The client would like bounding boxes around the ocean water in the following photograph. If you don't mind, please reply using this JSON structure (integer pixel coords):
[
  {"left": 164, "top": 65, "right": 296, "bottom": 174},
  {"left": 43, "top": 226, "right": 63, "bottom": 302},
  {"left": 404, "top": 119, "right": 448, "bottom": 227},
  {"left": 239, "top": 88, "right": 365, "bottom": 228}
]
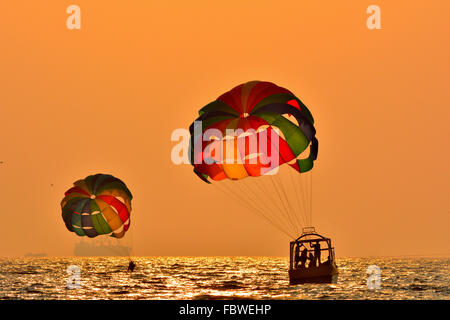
[{"left": 0, "top": 257, "right": 448, "bottom": 300}]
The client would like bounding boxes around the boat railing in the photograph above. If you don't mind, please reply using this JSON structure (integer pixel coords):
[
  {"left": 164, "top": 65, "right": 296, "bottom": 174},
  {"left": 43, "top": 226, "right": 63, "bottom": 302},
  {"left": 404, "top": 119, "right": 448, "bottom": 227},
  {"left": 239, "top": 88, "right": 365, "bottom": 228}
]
[{"left": 301, "top": 226, "right": 316, "bottom": 234}]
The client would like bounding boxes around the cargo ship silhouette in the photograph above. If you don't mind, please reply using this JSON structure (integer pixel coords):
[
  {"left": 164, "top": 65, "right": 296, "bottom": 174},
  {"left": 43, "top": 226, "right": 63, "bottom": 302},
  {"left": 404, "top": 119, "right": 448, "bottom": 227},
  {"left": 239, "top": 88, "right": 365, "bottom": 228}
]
[
  {"left": 24, "top": 253, "right": 48, "bottom": 257},
  {"left": 73, "top": 238, "right": 131, "bottom": 256}
]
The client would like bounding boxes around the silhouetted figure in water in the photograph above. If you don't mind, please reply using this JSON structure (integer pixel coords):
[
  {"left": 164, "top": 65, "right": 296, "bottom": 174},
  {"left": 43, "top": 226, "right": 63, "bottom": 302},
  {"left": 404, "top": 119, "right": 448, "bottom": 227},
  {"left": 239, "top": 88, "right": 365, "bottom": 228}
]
[
  {"left": 312, "top": 241, "right": 321, "bottom": 266},
  {"left": 127, "top": 260, "right": 136, "bottom": 272}
]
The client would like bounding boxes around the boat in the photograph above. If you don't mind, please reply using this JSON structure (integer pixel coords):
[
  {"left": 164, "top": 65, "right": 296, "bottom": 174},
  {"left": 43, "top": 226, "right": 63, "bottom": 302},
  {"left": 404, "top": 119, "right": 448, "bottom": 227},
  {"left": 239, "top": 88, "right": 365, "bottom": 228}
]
[
  {"left": 73, "top": 238, "right": 131, "bottom": 256},
  {"left": 24, "top": 253, "right": 48, "bottom": 257},
  {"left": 288, "top": 227, "right": 338, "bottom": 284}
]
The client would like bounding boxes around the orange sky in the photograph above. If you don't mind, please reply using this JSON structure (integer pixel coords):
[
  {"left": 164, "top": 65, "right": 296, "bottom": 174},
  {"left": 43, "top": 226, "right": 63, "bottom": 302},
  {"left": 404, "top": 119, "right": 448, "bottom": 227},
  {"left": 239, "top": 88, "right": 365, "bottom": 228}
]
[{"left": 0, "top": 1, "right": 449, "bottom": 257}]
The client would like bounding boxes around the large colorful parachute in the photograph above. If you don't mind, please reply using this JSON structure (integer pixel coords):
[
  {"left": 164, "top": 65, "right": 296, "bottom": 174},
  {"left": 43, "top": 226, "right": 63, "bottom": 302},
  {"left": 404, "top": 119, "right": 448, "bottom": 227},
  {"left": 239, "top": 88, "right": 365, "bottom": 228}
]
[
  {"left": 189, "top": 80, "right": 318, "bottom": 182},
  {"left": 189, "top": 81, "right": 318, "bottom": 238},
  {"left": 61, "top": 174, "right": 133, "bottom": 239}
]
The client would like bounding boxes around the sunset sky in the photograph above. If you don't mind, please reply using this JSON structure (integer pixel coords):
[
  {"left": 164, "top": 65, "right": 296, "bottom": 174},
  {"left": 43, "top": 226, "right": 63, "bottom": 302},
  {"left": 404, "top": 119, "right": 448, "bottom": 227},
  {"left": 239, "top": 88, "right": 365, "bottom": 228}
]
[{"left": 0, "top": 1, "right": 449, "bottom": 257}]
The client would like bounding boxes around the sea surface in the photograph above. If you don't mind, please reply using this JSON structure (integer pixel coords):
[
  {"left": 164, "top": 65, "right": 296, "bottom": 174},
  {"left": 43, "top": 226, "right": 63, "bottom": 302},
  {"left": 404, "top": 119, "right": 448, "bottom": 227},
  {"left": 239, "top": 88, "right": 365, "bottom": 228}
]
[{"left": 0, "top": 257, "right": 448, "bottom": 300}]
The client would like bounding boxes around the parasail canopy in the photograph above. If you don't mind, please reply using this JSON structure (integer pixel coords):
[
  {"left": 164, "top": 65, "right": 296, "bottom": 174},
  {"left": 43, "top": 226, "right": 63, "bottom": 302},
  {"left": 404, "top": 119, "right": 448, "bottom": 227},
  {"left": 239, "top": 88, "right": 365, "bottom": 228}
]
[
  {"left": 61, "top": 174, "right": 133, "bottom": 239},
  {"left": 189, "top": 81, "right": 318, "bottom": 238}
]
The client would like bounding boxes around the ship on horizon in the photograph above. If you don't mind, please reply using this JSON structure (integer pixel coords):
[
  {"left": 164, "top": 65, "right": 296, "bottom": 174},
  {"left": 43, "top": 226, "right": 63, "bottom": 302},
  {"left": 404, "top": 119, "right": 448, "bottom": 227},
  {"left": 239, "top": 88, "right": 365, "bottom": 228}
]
[
  {"left": 73, "top": 238, "right": 131, "bottom": 257},
  {"left": 24, "top": 252, "right": 48, "bottom": 257}
]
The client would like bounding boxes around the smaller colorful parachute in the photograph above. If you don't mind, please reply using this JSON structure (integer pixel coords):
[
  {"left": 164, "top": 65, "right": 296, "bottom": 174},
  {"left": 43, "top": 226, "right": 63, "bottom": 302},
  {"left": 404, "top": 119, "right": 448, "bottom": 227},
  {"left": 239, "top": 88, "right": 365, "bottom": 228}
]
[{"left": 61, "top": 174, "right": 133, "bottom": 239}]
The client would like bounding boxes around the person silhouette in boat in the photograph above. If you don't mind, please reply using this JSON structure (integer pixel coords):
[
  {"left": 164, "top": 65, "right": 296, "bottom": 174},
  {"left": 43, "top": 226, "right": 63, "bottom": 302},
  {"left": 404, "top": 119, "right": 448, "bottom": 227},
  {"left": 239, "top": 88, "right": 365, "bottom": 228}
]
[
  {"left": 294, "top": 242, "right": 300, "bottom": 268},
  {"left": 312, "top": 241, "right": 321, "bottom": 266},
  {"left": 294, "top": 243, "right": 307, "bottom": 268},
  {"left": 308, "top": 251, "right": 316, "bottom": 268},
  {"left": 322, "top": 258, "right": 331, "bottom": 266},
  {"left": 298, "top": 245, "right": 308, "bottom": 268},
  {"left": 127, "top": 260, "right": 136, "bottom": 272}
]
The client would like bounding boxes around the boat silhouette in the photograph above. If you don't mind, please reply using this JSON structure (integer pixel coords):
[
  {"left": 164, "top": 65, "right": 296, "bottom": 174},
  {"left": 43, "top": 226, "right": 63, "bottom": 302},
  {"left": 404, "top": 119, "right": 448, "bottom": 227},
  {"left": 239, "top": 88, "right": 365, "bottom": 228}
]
[
  {"left": 24, "top": 252, "right": 48, "bottom": 257},
  {"left": 73, "top": 238, "right": 131, "bottom": 256},
  {"left": 289, "top": 227, "right": 339, "bottom": 284}
]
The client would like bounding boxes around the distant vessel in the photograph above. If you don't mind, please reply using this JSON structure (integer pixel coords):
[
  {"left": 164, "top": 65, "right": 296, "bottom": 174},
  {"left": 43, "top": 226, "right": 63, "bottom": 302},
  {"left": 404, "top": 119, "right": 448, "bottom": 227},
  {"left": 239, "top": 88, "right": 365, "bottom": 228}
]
[
  {"left": 24, "top": 253, "right": 48, "bottom": 257},
  {"left": 73, "top": 239, "right": 131, "bottom": 256}
]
